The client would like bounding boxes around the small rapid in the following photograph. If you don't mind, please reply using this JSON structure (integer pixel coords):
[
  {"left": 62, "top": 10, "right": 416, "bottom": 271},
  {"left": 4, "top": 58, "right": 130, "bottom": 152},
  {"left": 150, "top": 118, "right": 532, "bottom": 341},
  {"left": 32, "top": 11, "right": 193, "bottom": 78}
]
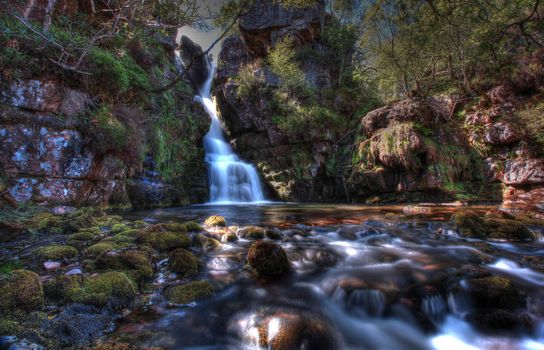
[{"left": 197, "top": 57, "right": 265, "bottom": 204}]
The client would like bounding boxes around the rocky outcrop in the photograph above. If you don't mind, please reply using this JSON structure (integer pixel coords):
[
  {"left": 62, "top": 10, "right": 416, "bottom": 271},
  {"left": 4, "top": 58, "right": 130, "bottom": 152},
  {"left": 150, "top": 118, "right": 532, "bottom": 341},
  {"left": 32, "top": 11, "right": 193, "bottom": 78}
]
[
  {"left": 1, "top": 68, "right": 209, "bottom": 208},
  {"left": 214, "top": 0, "right": 347, "bottom": 201}
]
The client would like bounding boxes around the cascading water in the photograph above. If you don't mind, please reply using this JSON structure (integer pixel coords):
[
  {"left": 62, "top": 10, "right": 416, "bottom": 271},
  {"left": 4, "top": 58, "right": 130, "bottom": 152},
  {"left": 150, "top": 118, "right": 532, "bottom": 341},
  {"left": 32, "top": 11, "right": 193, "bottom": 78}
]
[{"left": 196, "top": 57, "right": 265, "bottom": 204}]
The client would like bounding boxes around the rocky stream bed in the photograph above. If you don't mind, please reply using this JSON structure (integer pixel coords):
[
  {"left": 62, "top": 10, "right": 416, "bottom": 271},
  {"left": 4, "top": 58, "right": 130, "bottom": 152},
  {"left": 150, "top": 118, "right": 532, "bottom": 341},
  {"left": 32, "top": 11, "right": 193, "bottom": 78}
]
[{"left": 1, "top": 204, "right": 544, "bottom": 349}]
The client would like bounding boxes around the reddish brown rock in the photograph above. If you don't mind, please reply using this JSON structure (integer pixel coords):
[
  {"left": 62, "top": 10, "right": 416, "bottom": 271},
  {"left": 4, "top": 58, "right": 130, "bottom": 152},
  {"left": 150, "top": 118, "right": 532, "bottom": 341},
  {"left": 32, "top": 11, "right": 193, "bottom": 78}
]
[{"left": 503, "top": 159, "right": 544, "bottom": 185}]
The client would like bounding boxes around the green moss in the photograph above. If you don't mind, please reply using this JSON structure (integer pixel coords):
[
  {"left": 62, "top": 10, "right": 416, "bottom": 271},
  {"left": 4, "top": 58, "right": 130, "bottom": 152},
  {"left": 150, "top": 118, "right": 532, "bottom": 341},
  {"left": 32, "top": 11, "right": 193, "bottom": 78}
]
[
  {"left": 247, "top": 241, "right": 290, "bottom": 276},
  {"left": 111, "top": 223, "right": 129, "bottom": 234},
  {"left": 184, "top": 221, "right": 203, "bottom": 232},
  {"left": 0, "top": 319, "right": 20, "bottom": 335},
  {"left": 67, "top": 228, "right": 102, "bottom": 247},
  {"left": 452, "top": 210, "right": 535, "bottom": 241},
  {"left": 43, "top": 274, "right": 84, "bottom": 301},
  {"left": 194, "top": 235, "right": 221, "bottom": 252},
  {"left": 222, "top": 232, "right": 238, "bottom": 242},
  {"left": 169, "top": 249, "right": 199, "bottom": 278},
  {"left": 204, "top": 216, "right": 226, "bottom": 227},
  {"left": 484, "top": 218, "right": 535, "bottom": 241},
  {"left": 110, "top": 230, "right": 139, "bottom": 243},
  {"left": 95, "top": 250, "right": 153, "bottom": 285},
  {"left": 85, "top": 242, "right": 118, "bottom": 258},
  {"left": 451, "top": 210, "right": 488, "bottom": 239},
  {"left": 66, "top": 272, "right": 137, "bottom": 308},
  {"left": 467, "top": 276, "right": 526, "bottom": 310},
  {"left": 0, "top": 270, "right": 44, "bottom": 313},
  {"left": 36, "top": 245, "right": 78, "bottom": 261},
  {"left": 26, "top": 212, "right": 63, "bottom": 234},
  {"left": 63, "top": 207, "right": 103, "bottom": 232},
  {"left": 136, "top": 224, "right": 191, "bottom": 252},
  {"left": 164, "top": 281, "right": 214, "bottom": 304},
  {"left": 241, "top": 226, "right": 265, "bottom": 240}
]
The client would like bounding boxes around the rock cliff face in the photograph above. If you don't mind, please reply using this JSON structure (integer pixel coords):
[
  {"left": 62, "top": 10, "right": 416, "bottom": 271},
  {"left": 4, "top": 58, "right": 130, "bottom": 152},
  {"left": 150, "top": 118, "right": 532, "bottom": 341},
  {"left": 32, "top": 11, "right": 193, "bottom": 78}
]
[
  {"left": 0, "top": 76, "right": 209, "bottom": 208},
  {"left": 214, "top": 0, "right": 544, "bottom": 214},
  {"left": 0, "top": 23, "right": 210, "bottom": 209},
  {"left": 215, "top": 0, "right": 348, "bottom": 201}
]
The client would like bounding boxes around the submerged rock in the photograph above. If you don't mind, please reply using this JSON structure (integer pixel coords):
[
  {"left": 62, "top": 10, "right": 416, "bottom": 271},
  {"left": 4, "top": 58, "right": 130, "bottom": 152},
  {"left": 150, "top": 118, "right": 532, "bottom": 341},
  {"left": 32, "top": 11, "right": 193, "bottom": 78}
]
[
  {"left": 466, "top": 276, "right": 526, "bottom": 311},
  {"left": 451, "top": 210, "right": 535, "bottom": 241},
  {"left": 247, "top": 241, "right": 290, "bottom": 276},
  {"left": 239, "top": 226, "right": 265, "bottom": 240},
  {"left": 164, "top": 281, "right": 215, "bottom": 304}
]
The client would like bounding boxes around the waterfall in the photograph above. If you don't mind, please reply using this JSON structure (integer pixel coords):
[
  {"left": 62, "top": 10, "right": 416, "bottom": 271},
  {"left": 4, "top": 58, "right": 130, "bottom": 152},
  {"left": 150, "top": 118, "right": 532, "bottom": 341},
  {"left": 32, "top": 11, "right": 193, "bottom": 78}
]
[{"left": 197, "top": 57, "right": 265, "bottom": 204}]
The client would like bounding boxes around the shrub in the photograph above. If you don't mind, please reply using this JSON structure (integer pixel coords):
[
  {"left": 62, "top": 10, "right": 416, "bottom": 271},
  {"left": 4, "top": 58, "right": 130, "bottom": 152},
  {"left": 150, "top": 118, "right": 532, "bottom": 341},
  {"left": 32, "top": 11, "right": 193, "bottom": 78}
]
[
  {"left": 235, "top": 62, "right": 265, "bottom": 100},
  {"left": 517, "top": 101, "right": 544, "bottom": 152},
  {"left": 268, "top": 36, "right": 311, "bottom": 97}
]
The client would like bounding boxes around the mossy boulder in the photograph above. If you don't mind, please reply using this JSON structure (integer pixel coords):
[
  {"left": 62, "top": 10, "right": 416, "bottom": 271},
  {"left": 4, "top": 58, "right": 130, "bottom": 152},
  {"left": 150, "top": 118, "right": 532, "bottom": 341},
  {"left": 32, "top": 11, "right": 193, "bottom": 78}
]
[
  {"left": 0, "top": 220, "right": 26, "bottom": 242},
  {"left": 66, "top": 272, "right": 137, "bottom": 308},
  {"left": 239, "top": 226, "right": 265, "bottom": 240},
  {"left": 194, "top": 235, "right": 221, "bottom": 252},
  {"left": 36, "top": 245, "right": 78, "bottom": 261},
  {"left": 247, "top": 241, "right": 290, "bottom": 276},
  {"left": 204, "top": 216, "right": 226, "bottom": 227},
  {"left": 86, "top": 242, "right": 119, "bottom": 258},
  {"left": 484, "top": 218, "right": 535, "bottom": 241},
  {"left": 164, "top": 281, "right": 214, "bottom": 304},
  {"left": 95, "top": 250, "right": 153, "bottom": 284},
  {"left": 466, "top": 276, "right": 526, "bottom": 310},
  {"left": 169, "top": 249, "right": 199, "bottom": 278},
  {"left": 43, "top": 274, "right": 84, "bottom": 301},
  {"left": 0, "top": 270, "right": 44, "bottom": 312},
  {"left": 184, "top": 221, "right": 203, "bottom": 232},
  {"left": 27, "top": 212, "right": 63, "bottom": 234},
  {"left": 451, "top": 210, "right": 489, "bottom": 239},
  {"left": 264, "top": 227, "right": 283, "bottom": 240},
  {"left": 62, "top": 207, "right": 104, "bottom": 232},
  {"left": 451, "top": 210, "right": 535, "bottom": 241},
  {"left": 110, "top": 230, "right": 139, "bottom": 244},
  {"left": 67, "top": 228, "right": 102, "bottom": 248},
  {"left": 0, "top": 319, "right": 20, "bottom": 335},
  {"left": 136, "top": 224, "right": 190, "bottom": 251}
]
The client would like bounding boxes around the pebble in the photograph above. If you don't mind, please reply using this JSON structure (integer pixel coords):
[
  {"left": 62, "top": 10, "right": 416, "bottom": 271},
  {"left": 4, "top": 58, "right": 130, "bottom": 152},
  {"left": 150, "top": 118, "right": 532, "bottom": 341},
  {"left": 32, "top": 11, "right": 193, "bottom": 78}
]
[
  {"left": 65, "top": 268, "right": 82, "bottom": 275},
  {"left": 44, "top": 261, "right": 61, "bottom": 270}
]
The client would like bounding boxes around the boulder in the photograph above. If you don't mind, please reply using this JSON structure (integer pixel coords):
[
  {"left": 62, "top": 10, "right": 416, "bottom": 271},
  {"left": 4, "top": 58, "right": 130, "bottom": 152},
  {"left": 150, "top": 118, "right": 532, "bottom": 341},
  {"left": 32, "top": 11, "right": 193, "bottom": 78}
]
[
  {"left": 204, "top": 216, "right": 227, "bottom": 227},
  {"left": 169, "top": 248, "right": 199, "bottom": 278},
  {"left": 0, "top": 270, "right": 44, "bottom": 313},
  {"left": 164, "top": 280, "right": 215, "bottom": 304},
  {"left": 247, "top": 241, "right": 290, "bottom": 276},
  {"left": 136, "top": 223, "right": 190, "bottom": 252}
]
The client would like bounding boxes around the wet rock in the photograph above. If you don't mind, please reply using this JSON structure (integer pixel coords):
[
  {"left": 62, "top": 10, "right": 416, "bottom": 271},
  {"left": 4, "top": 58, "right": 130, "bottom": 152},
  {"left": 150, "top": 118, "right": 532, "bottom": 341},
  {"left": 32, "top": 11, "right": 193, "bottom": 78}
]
[
  {"left": 0, "top": 270, "right": 44, "bottom": 313},
  {"left": 336, "top": 225, "right": 380, "bottom": 240},
  {"left": 451, "top": 210, "right": 535, "bottom": 241},
  {"left": 256, "top": 312, "right": 339, "bottom": 350},
  {"left": 467, "top": 309, "right": 522, "bottom": 331},
  {"left": 164, "top": 281, "right": 215, "bottom": 304},
  {"left": 136, "top": 224, "right": 190, "bottom": 252},
  {"left": 221, "top": 232, "right": 238, "bottom": 243},
  {"left": 184, "top": 221, "right": 203, "bottom": 232},
  {"left": 264, "top": 227, "right": 283, "bottom": 240},
  {"left": 466, "top": 276, "right": 526, "bottom": 311},
  {"left": 169, "top": 249, "right": 199, "bottom": 278},
  {"left": 204, "top": 216, "right": 226, "bottom": 227},
  {"left": 42, "top": 303, "right": 115, "bottom": 348},
  {"left": 247, "top": 241, "right": 290, "bottom": 276},
  {"left": 239, "top": 226, "right": 265, "bottom": 240}
]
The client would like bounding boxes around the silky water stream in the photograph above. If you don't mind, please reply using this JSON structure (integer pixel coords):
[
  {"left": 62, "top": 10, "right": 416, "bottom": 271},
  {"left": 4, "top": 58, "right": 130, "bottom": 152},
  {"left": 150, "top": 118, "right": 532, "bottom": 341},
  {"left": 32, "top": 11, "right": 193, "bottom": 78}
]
[{"left": 115, "top": 204, "right": 544, "bottom": 349}]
